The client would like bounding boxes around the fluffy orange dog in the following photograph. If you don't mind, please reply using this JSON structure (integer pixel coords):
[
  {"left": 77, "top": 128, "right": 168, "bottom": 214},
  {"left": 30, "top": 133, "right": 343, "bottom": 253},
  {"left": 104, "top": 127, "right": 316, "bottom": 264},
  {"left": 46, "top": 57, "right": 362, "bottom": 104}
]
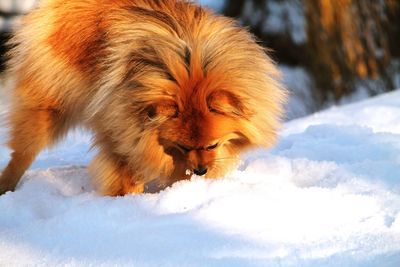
[{"left": 0, "top": 0, "right": 286, "bottom": 196}]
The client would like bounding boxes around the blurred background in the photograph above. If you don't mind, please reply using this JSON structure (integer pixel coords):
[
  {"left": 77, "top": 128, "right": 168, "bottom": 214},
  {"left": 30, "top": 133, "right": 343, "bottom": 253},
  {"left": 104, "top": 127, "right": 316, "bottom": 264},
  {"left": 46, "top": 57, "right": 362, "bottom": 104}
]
[{"left": 0, "top": 0, "right": 399, "bottom": 120}]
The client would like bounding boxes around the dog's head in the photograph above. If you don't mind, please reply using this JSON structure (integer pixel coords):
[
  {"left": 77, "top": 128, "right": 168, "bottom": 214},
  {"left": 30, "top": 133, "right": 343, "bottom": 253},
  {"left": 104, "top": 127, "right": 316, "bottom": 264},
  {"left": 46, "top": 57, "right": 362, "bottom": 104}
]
[
  {"left": 150, "top": 89, "right": 254, "bottom": 178},
  {"left": 91, "top": 4, "right": 286, "bottom": 185}
]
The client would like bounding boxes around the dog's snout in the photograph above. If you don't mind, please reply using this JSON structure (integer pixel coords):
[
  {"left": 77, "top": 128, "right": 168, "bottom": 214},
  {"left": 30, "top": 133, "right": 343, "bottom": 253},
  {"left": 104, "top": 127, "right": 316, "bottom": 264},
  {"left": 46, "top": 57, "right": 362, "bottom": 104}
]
[{"left": 193, "top": 166, "right": 208, "bottom": 176}]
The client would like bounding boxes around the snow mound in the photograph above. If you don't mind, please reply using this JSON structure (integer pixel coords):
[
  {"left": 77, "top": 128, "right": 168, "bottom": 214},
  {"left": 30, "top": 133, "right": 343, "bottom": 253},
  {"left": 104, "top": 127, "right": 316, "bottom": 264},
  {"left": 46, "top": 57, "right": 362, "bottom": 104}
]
[{"left": 1, "top": 91, "right": 400, "bottom": 266}]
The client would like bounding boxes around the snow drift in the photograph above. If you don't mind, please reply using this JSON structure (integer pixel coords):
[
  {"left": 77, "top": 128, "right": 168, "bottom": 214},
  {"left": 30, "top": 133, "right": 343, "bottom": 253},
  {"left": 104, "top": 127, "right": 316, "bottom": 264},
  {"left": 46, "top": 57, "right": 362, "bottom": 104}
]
[{"left": 0, "top": 91, "right": 400, "bottom": 266}]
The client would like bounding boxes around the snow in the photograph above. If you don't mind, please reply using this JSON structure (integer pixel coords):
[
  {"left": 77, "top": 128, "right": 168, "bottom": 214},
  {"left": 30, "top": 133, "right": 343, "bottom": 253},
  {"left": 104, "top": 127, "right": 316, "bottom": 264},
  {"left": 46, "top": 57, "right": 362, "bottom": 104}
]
[
  {"left": 280, "top": 65, "right": 316, "bottom": 120},
  {"left": 263, "top": 0, "right": 306, "bottom": 44},
  {"left": 199, "top": 0, "right": 225, "bottom": 11},
  {"left": 240, "top": 0, "right": 306, "bottom": 45},
  {"left": 1, "top": 84, "right": 400, "bottom": 266},
  {"left": 0, "top": 0, "right": 36, "bottom": 13},
  {"left": 0, "top": 0, "right": 37, "bottom": 32}
]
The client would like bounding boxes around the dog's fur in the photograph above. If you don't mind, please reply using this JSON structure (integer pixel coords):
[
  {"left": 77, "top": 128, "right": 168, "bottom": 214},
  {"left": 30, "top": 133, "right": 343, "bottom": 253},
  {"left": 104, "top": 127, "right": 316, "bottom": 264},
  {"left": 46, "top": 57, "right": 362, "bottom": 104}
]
[{"left": 0, "top": 0, "right": 286, "bottom": 196}]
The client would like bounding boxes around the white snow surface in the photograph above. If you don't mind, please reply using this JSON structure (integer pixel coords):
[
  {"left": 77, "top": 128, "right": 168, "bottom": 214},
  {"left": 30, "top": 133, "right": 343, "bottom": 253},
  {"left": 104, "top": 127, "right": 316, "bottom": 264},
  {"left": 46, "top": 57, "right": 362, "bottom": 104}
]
[{"left": 1, "top": 90, "right": 400, "bottom": 266}]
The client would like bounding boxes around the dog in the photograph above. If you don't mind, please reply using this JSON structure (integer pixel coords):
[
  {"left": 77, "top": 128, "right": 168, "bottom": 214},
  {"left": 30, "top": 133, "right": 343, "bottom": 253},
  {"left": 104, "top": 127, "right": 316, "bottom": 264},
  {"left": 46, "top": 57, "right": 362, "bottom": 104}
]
[{"left": 0, "top": 0, "right": 286, "bottom": 196}]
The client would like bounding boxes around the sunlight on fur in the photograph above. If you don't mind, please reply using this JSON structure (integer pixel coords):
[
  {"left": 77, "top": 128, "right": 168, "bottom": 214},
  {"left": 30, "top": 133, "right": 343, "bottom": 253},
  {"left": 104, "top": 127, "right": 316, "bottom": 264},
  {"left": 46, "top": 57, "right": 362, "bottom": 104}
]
[{"left": 0, "top": 0, "right": 286, "bottom": 196}]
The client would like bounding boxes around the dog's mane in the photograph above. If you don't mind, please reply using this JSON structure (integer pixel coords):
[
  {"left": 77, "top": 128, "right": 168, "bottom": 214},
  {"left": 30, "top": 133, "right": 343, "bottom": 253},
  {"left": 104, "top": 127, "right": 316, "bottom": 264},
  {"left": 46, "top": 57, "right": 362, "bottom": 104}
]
[{"left": 91, "top": 0, "right": 286, "bottom": 142}]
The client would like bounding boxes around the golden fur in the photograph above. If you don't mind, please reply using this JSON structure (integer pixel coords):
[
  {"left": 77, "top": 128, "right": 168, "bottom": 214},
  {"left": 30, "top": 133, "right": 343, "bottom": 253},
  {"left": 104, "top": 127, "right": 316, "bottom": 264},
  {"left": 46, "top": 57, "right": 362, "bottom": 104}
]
[{"left": 0, "top": 0, "right": 286, "bottom": 196}]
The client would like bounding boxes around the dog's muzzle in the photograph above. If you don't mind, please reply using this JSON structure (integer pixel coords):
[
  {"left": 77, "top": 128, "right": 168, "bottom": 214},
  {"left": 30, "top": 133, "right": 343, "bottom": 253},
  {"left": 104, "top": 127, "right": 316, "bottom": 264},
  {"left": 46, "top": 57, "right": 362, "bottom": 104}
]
[{"left": 193, "top": 166, "right": 208, "bottom": 176}]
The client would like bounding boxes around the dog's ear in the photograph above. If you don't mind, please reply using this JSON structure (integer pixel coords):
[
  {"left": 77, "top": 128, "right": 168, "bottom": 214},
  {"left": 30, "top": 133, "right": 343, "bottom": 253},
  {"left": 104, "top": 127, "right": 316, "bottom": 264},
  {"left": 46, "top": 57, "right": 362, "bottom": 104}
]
[
  {"left": 207, "top": 90, "right": 252, "bottom": 118},
  {"left": 147, "top": 100, "right": 178, "bottom": 120}
]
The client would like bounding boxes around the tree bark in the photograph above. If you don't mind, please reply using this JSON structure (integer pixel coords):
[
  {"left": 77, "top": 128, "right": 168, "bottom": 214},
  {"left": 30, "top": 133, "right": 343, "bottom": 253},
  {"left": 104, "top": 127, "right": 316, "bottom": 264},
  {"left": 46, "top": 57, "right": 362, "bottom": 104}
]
[{"left": 222, "top": 0, "right": 399, "bottom": 104}]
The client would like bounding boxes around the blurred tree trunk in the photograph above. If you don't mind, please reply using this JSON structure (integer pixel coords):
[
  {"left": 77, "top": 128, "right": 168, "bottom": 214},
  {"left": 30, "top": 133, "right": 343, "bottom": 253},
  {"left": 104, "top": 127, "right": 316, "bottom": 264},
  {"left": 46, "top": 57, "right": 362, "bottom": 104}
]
[
  {"left": 385, "top": 0, "right": 400, "bottom": 58},
  {"left": 0, "top": 32, "right": 11, "bottom": 71},
  {"left": 223, "top": 0, "right": 246, "bottom": 18},
  {"left": 305, "top": 0, "right": 396, "bottom": 102},
  {"left": 0, "top": 9, "right": 21, "bottom": 72},
  {"left": 222, "top": 0, "right": 399, "bottom": 105}
]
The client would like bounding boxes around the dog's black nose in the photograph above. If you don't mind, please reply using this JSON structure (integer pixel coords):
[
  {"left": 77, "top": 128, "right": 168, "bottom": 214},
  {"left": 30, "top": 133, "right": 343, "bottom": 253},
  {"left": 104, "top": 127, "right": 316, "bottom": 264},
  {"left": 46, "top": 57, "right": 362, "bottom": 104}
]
[{"left": 193, "top": 166, "right": 208, "bottom": 176}]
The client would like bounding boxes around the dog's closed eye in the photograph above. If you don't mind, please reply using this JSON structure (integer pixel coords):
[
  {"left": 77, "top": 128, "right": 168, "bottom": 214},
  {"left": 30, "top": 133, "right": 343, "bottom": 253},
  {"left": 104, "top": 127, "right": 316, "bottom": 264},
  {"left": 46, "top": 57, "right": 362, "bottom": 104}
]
[
  {"left": 205, "top": 143, "right": 218, "bottom": 150},
  {"left": 207, "top": 90, "right": 251, "bottom": 118}
]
